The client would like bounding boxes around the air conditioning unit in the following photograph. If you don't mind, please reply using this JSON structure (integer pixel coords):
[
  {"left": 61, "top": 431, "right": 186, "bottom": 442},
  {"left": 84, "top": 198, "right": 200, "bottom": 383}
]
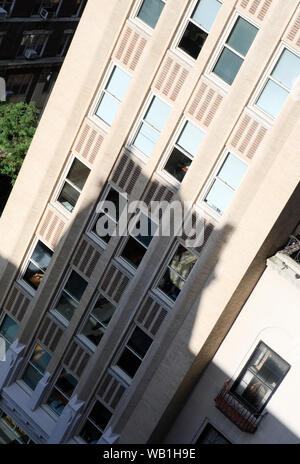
[
  {"left": 40, "top": 8, "right": 49, "bottom": 20},
  {"left": 24, "top": 49, "right": 38, "bottom": 60},
  {"left": 0, "top": 7, "right": 8, "bottom": 19}
]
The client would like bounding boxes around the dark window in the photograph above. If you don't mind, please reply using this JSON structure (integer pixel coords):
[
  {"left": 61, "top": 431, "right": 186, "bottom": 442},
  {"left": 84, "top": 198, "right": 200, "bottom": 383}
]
[
  {"left": 196, "top": 424, "right": 231, "bottom": 444},
  {"left": 213, "top": 17, "right": 258, "bottom": 85},
  {"left": 17, "top": 33, "right": 49, "bottom": 58},
  {"left": 163, "top": 121, "right": 205, "bottom": 182},
  {"left": 47, "top": 369, "right": 78, "bottom": 415},
  {"left": 231, "top": 342, "right": 290, "bottom": 413},
  {"left": 58, "top": 158, "right": 90, "bottom": 212},
  {"left": 158, "top": 244, "right": 197, "bottom": 301},
  {"left": 178, "top": 0, "right": 222, "bottom": 59},
  {"left": 55, "top": 271, "right": 88, "bottom": 322},
  {"left": 80, "top": 401, "right": 112, "bottom": 444},
  {"left": 116, "top": 327, "right": 153, "bottom": 379},
  {"left": 23, "top": 241, "right": 53, "bottom": 290},
  {"left": 81, "top": 295, "right": 116, "bottom": 347},
  {"left": 120, "top": 216, "right": 156, "bottom": 269},
  {"left": 91, "top": 186, "right": 127, "bottom": 245}
]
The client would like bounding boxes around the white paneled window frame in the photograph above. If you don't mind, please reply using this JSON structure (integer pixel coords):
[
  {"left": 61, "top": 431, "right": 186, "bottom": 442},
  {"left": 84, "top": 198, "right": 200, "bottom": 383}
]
[
  {"left": 157, "top": 116, "right": 206, "bottom": 188},
  {"left": 171, "top": 0, "right": 223, "bottom": 65},
  {"left": 114, "top": 210, "right": 158, "bottom": 276},
  {"left": 196, "top": 148, "right": 248, "bottom": 221},
  {"left": 130, "top": 0, "right": 166, "bottom": 35},
  {"left": 88, "top": 61, "right": 132, "bottom": 132},
  {"left": 86, "top": 183, "right": 128, "bottom": 250},
  {"left": 51, "top": 153, "right": 91, "bottom": 219},
  {"left": 204, "top": 11, "right": 259, "bottom": 92},
  {"left": 249, "top": 42, "right": 300, "bottom": 124},
  {"left": 151, "top": 240, "right": 198, "bottom": 307},
  {"left": 17, "top": 236, "right": 54, "bottom": 297},
  {"left": 126, "top": 91, "right": 172, "bottom": 163},
  {"left": 76, "top": 291, "right": 117, "bottom": 353},
  {"left": 49, "top": 266, "right": 88, "bottom": 327}
]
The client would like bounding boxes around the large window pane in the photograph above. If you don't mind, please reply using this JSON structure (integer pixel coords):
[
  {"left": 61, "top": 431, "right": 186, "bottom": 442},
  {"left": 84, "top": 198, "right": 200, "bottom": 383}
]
[
  {"left": 169, "top": 245, "right": 197, "bottom": 279},
  {"left": 56, "top": 291, "right": 78, "bottom": 321},
  {"left": 256, "top": 79, "right": 289, "bottom": 118},
  {"left": 117, "top": 348, "right": 142, "bottom": 377},
  {"left": 145, "top": 97, "right": 171, "bottom": 131},
  {"left": 271, "top": 49, "right": 300, "bottom": 89},
  {"left": 164, "top": 148, "right": 192, "bottom": 182},
  {"left": 67, "top": 159, "right": 90, "bottom": 191},
  {"left": 65, "top": 271, "right": 88, "bottom": 302},
  {"left": 0, "top": 315, "right": 19, "bottom": 349},
  {"left": 96, "top": 93, "right": 120, "bottom": 126},
  {"left": 192, "top": 0, "right": 222, "bottom": 31},
  {"left": 178, "top": 22, "right": 208, "bottom": 59},
  {"left": 213, "top": 47, "right": 243, "bottom": 85},
  {"left": 22, "top": 365, "right": 42, "bottom": 390},
  {"left": 226, "top": 17, "right": 258, "bottom": 57},
  {"left": 177, "top": 121, "right": 205, "bottom": 157},
  {"left": 158, "top": 268, "right": 184, "bottom": 301},
  {"left": 30, "top": 344, "right": 51, "bottom": 372},
  {"left": 127, "top": 327, "right": 152, "bottom": 358},
  {"left": 121, "top": 236, "right": 147, "bottom": 268},
  {"left": 137, "top": 0, "right": 165, "bottom": 29},
  {"left": 133, "top": 122, "right": 160, "bottom": 157},
  {"left": 92, "top": 296, "right": 116, "bottom": 326},
  {"left": 106, "top": 66, "right": 131, "bottom": 101},
  {"left": 205, "top": 179, "right": 234, "bottom": 214},
  {"left": 58, "top": 182, "right": 80, "bottom": 212},
  {"left": 31, "top": 241, "right": 53, "bottom": 272},
  {"left": 217, "top": 153, "right": 247, "bottom": 190}
]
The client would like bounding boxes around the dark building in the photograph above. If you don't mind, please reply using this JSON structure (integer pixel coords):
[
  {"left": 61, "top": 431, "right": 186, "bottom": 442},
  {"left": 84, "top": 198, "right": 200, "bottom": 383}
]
[{"left": 0, "top": 0, "right": 87, "bottom": 110}]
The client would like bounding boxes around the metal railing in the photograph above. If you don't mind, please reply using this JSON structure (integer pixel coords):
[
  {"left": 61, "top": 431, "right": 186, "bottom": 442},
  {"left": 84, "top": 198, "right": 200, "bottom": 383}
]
[
  {"left": 280, "top": 235, "right": 300, "bottom": 264},
  {"left": 214, "top": 384, "right": 265, "bottom": 433}
]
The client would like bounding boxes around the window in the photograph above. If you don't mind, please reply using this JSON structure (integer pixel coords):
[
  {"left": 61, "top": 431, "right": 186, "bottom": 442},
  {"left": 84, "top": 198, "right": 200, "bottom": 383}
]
[
  {"left": 31, "top": 0, "right": 62, "bottom": 16},
  {"left": 157, "top": 244, "right": 197, "bottom": 301},
  {"left": 162, "top": 121, "right": 205, "bottom": 182},
  {"left": 115, "top": 326, "right": 153, "bottom": 379},
  {"left": 72, "top": 0, "right": 86, "bottom": 17},
  {"left": 22, "top": 344, "right": 51, "bottom": 390},
  {"left": 80, "top": 294, "right": 116, "bottom": 348},
  {"left": 136, "top": 0, "right": 165, "bottom": 29},
  {"left": 57, "top": 157, "right": 90, "bottom": 212},
  {"left": 94, "top": 65, "right": 131, "bottom": 127},
  {"left": 212, "top": 16, "right": 258, "bottom": 85},
  {"left": 89, "top": 186, "right": 127, "bottom": 245},
  {"left": 0, "top": 1, "right": 15, "bottom": 16},
  {"left": 132, "top": 95, "right": 171, "bottom": 158},
  {"left": 80, "top": 401, "right": 112, "bottom": 444},
  {"left": 120, "top": 214, "right": 157, "bottom": 269},
  {"left": 231, "top": 342, "right": 290, "bottom": 413},
  {"left": 177, "top": 0, "right": 222, "bottom": 59},
  {"left": 6, "top": 74, "right": 33, "bottom": 97},
  {"left": 203, "top": 152, "right": 247, "bottom": 215},
  {"left": 17, "top": 33, "right": 49, "bottom": 58},
  {"left": 0, "top": 315, "right": 19, "bottom": 351},
  {"left": 47, "top": 369, "right": 78, "bottom": 416},
  {"left": 0, "top": 409, "right": 34, "bottom": 444},
  {"left": 255, "top": 48, "right": 300, "bottom": 119},
  {"left": 57, "top": 31, "right": 73, "bottom": 57},
  {"left": 22, "top": 240, "right": 53, "bottom": 291},
  {"left": 196, "top": 424, "right": 230, "bottom": 444},
  {"left": 54, "top": 271, "right": 88, "bottom": 322}
]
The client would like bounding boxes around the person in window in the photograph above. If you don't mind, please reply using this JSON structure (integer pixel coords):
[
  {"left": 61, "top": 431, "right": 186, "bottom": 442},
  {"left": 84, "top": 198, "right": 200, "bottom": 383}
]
[
  {"left": 28, "top": 272, "right": 44, "bottom": 289},
  {"left": 242, "top": 379, "right": 266, "bottom": 411}
]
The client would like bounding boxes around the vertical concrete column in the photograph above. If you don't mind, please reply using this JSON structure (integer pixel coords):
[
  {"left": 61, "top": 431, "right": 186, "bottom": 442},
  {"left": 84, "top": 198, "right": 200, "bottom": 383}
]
[{"left": 28, "top": 372, "right": 51, "bottom": 411}]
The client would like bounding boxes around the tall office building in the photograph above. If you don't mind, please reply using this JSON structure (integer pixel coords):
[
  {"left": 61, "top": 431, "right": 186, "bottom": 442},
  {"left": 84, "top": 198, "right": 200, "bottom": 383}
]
[
  {"left": 0, "top": 0, "right": 87, "bottom": 110},
  {"left": 0, "top": 0, "right": 299, "bottom": 444}
]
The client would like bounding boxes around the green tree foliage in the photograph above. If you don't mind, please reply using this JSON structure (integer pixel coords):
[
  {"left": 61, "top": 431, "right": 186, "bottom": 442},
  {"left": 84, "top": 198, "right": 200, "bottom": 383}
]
[{"left": 0, "top": 102, "right": 40, "bottom": 184}]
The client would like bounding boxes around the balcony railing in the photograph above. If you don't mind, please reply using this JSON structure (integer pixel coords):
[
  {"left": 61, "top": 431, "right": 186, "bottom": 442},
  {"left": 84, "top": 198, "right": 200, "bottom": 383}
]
[
  {"left": 280, "top": 235, "right": 300, "bottom": 264},
  {"left": 214, "top": 384, "right": 265, "bottom": 433}
]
